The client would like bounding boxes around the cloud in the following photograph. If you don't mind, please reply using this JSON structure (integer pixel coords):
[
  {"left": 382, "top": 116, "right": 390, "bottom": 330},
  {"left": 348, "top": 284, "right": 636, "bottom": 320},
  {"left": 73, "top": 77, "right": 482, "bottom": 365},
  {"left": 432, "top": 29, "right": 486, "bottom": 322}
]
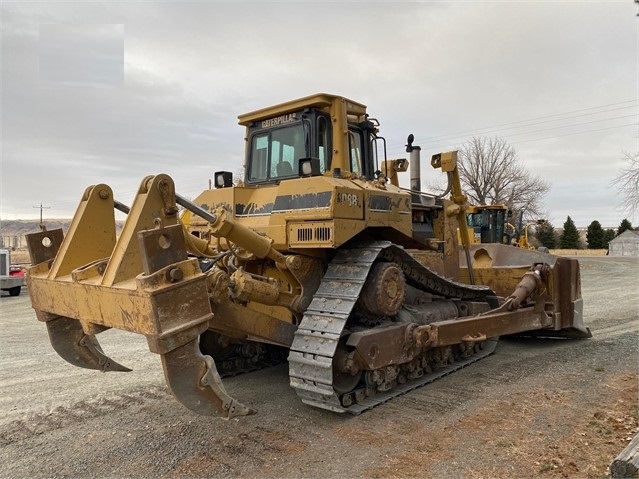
[
  {"left": 38, "top": 23, "right": 124, "bottom": 88},
  {"left": 1, "top": 1, "right": 636, "bottom": 227}
]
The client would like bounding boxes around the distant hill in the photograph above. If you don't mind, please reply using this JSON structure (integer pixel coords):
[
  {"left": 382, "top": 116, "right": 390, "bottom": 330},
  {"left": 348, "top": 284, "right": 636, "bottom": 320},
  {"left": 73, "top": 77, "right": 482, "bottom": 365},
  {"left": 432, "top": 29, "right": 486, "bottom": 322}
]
[
  {"left": 0, "top": 219, "right": 123, "bottom": 250},
  {"left": 0, "top": 219, "right": 73, "bottom": 237}
]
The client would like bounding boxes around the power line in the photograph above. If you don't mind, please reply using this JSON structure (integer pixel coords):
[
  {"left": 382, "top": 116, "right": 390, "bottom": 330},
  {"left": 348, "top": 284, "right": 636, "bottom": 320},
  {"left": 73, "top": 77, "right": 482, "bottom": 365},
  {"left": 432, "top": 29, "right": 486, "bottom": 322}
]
[
  {"left": 418, "top": 99, "right": 638, "bottom": 142},
  {"left": 509, "top": 122, "right": 639, "bottom": 145},
  {"left": 385, "top": 98, "right": 638, "bottom": 150},
  {"left": 408, "top": 113, "right": 637, "bottom": 152},
  {"left": 416, "top": 105, "right": 638, "bottom": 146},
  {"left": 410, "top": 123, "right": 635, "bottom": 154},
  {"left": 400, "top": 122, "right": 638, "bottom": 154},
  {"left": 495, "top": 114, "right": 636, "bottom": 139}
]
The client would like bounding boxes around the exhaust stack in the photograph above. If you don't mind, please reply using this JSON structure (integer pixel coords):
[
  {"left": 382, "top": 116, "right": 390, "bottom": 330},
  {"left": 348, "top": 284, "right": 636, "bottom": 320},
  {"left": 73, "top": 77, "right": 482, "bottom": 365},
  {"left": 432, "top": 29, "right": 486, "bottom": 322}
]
[{"left": 406, "top": 134, "right": 422, "bottom": 192}]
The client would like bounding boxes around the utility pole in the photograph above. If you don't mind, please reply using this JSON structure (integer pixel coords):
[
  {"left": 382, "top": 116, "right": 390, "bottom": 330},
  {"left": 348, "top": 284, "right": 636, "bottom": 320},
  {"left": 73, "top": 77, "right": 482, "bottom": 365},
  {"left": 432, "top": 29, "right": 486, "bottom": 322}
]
[{"left": 33, "top": 203, "right": 51, "bottom": 229}]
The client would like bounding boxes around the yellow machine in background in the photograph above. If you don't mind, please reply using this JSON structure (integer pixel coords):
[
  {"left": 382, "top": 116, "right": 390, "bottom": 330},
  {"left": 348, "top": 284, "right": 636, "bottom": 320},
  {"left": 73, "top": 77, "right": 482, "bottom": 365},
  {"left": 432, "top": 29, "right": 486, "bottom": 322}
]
[
  {"left": 25, "top": 94, "right": 590, "bottom": 419},
  {"left": 459, "top": 205, "right": 546, "bottom": 251},
  {"left": 517, "top": 219, "right": 547, "bottom": 250},
  {"left": 459, "top": 204, "right": 513, "bottom": 245}
]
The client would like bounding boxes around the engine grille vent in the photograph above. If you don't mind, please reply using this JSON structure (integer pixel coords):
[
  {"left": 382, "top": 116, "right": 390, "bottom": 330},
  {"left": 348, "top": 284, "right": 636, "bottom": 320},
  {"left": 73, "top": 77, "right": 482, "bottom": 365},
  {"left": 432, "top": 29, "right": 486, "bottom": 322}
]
[
  {"left": 298, "top": 228, "right": 313, "bottom": 242},
  {"left": 315, "top": 227, "right": 331, "bottom": 242},
  {"left": 289, "top": 222, "right": 334, "bottom": 247}
]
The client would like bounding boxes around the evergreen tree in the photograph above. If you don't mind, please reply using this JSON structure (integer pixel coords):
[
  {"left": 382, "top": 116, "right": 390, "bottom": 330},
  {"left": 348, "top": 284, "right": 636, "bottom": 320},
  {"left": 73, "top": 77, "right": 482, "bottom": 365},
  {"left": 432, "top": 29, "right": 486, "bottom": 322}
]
[
  {"left": 586, "top": 220, "right": 605, "bottom": 249},
  {"left": 617, "top": 218, "right": 634, "bottom": 236},
  {"left": 604, "top": 229, "right": 616, "bottom": 249},
  {"left": 535, "top": 221, "right": 557, "bottom": 249},
  {"left": 560, "top": 216, "right": 581, "bottom": 249}
]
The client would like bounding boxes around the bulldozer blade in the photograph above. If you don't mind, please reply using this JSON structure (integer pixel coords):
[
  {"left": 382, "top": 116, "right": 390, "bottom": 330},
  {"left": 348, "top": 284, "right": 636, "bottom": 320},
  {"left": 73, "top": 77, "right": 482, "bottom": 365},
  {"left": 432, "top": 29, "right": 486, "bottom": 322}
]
[
  {"left": 511, "top": 299, "right": 592, "bottom": 340},
  {"left": 46, "top": 316, "right": 132, "bottom": 372},
  {"left": 511, "top": 327, "right": 592, "bottom": 340},
  {"left": 161, "top": 338, "right": 256, "bottom": 419}
]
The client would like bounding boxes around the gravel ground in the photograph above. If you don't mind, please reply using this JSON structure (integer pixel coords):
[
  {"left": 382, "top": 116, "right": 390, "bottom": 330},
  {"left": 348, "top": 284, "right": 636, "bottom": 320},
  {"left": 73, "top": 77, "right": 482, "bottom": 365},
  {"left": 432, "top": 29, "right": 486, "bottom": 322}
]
[{"left": 0, "top": 256, "right": 637, "bottom": 478}]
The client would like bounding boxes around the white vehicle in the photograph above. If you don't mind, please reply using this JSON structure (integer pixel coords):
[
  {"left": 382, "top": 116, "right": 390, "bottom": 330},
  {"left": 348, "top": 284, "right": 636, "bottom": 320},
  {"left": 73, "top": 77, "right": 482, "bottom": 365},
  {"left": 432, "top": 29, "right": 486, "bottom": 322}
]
[{"left": 0, "top": 249, "right": 24, "bottom": 296}]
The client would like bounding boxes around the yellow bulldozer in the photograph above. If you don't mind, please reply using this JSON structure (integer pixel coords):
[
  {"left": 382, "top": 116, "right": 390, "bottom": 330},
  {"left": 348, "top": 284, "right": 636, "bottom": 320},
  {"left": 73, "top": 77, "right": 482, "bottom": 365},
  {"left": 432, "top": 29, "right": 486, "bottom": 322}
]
[
  {"left": 25, "top": 93, "right": 590, "bottom": 419},
  {"left": 459, "top": 204, "right": 513, "bottom": 245},
  {"left": 459, "top": 205, "right": 547, "bottom": 251}
]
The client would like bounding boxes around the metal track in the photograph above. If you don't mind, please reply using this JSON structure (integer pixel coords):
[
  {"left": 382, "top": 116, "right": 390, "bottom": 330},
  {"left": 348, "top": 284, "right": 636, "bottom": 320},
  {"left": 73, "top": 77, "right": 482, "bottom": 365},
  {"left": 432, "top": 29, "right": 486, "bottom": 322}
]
[
  {"left": 288, "top": 241, "right": 498, "bottom": 414},
  {"left": 340, "top": 339, "right": 497, "bottom": 414}
]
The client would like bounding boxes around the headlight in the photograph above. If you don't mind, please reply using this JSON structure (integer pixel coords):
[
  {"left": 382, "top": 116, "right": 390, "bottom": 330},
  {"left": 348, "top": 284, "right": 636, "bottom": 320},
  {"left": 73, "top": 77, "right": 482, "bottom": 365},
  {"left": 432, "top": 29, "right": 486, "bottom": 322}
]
[
  {"left": 298, "top": 158, "right": 321, "bottom": 177},
  {"left": 214, "top": 171, "right": 233, "bottom": 188}
]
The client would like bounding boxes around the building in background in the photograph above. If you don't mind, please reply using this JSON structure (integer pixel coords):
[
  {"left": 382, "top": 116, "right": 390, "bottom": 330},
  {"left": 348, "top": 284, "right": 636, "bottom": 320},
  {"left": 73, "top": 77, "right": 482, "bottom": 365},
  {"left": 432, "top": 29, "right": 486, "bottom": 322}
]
[{"left": 608, "top": 230, "right": 639, "bottom": 257}]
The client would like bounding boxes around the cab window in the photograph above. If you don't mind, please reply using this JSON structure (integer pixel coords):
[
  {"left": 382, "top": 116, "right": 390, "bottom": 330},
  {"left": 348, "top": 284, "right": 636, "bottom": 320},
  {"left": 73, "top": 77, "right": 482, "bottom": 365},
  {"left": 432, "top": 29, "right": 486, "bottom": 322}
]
[
  {"left": 248, "top": 122, "right": 309, "bottom": 183},
  {"left": 317, "top": 115, "right": 330, "bottom": 173},
  {"left": 348, "top": 129, "right": 363, "bottom": 176}
]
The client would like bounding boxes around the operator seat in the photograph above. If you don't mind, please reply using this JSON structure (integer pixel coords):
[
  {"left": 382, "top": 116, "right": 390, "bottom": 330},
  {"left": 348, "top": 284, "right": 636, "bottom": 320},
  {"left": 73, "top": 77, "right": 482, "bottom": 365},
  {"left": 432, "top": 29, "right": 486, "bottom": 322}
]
[{"left": 277, "top": 161, "right": 293, "bottom": 176}]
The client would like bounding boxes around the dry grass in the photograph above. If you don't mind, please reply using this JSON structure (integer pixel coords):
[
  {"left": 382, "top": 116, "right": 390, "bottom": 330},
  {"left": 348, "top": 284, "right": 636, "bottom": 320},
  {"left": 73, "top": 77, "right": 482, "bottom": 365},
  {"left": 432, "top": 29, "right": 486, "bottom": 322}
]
[
  {"left": 551, "top": 249, "right": 608, "bottom": 256},
  {"left": 8, "top": 248, "right": 30, "bottom": 264}
]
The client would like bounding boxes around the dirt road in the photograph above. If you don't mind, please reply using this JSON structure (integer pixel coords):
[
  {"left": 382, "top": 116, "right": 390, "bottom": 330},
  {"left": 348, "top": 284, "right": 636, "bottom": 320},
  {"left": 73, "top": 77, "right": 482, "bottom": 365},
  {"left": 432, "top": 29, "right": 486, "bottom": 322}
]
[{"left": 1, "top": 256, "right": 637, "bottom": 478}]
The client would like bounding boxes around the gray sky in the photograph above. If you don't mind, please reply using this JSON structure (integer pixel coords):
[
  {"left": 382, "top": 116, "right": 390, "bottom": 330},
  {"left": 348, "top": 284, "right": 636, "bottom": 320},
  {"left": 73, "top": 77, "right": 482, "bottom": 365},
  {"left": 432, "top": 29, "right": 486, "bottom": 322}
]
[{"left": 1, "top": 1, "right": 637, "bottom": 228}]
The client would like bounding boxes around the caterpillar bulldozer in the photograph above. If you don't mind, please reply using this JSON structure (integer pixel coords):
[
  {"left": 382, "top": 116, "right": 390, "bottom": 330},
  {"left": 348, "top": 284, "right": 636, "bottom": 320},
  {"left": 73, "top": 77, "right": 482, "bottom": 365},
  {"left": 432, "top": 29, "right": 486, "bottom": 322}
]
[{"left": 25, "top": 93, "right": 590, "bottom": 419}]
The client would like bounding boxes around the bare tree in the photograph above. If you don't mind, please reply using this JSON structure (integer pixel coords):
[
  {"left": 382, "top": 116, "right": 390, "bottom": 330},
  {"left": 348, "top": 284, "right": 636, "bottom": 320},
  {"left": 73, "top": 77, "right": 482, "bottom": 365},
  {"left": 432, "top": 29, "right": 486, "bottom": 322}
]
[
  {"left": 612, "top": 152, "right": 639, "bottom": 217},
  {"left": 458, "top": 137, "right": 550, "bottom": 219},
  {"left": 233, "top": 167, "right": 245, "bottom": 186}
]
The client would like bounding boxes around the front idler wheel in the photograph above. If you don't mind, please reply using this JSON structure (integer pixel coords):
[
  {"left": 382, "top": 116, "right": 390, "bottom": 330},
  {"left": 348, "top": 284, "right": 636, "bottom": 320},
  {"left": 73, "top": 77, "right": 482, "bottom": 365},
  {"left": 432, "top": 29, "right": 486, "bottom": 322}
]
[{"left": 332, "top": 334, "right": 362, "bottom": 394}]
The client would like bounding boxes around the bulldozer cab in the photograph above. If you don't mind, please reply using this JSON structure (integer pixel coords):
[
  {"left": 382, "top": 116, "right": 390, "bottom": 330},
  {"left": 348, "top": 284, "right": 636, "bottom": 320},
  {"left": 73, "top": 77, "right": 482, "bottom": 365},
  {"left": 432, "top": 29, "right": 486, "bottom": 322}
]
[{"left": 238, "top": 93, "right": 381, "bottom": 184}]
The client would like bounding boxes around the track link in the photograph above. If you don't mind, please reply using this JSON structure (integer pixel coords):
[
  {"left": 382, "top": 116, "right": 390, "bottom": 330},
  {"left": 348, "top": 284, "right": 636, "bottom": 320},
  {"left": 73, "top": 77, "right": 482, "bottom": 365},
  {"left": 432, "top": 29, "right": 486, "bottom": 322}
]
[{"left": 288, "top": 241, "right": 498, "bottom": 414}]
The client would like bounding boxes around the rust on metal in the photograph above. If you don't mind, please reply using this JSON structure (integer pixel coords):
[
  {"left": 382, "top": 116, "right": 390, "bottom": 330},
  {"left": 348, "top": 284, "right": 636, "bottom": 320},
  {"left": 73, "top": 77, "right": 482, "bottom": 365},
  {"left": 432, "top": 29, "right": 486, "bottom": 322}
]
[
  {"left": 25, "top": 228, "right": 64, "bottom": 266},
  {"left": 346, "top": 324, "right": 420, "bottom": 370},
  {"left": 161, "top": 338, "right": 255, "bottom": 418},
  {"left": 45, "top": 315, "right": 130, "bottom": 372},
  {"left": 359, "top": 262, "right": 405, "bottom": 317},
  {"left": 138, "top": 224, "right": 188, "bottom": 275}
]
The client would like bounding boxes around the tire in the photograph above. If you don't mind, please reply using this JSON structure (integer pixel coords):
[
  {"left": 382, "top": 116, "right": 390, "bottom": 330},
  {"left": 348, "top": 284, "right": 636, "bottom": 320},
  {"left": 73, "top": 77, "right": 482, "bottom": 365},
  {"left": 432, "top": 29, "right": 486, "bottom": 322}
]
[{"left": 8, "top": 286, "right": 21, "bottom": 297}]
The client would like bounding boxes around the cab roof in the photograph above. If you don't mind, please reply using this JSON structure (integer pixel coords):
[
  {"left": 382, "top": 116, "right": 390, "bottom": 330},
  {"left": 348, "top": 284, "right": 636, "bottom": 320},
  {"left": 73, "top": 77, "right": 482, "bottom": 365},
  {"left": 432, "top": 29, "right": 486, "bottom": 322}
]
[{"left": 238, "top": 93, "right": 367, "bottom": 126}]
